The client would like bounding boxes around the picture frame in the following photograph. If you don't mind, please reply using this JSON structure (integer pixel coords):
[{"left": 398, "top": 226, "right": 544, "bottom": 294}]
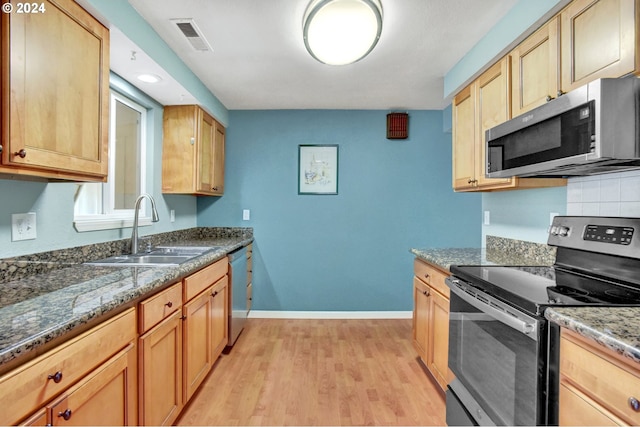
[{"left": 298, "top": 144, "right": 339, "bottom": 195}]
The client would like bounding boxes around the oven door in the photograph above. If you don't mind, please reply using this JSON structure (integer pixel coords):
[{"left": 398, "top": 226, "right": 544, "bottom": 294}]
[{"left": 446, "top": 277, "right": 546, "bottom": 426}]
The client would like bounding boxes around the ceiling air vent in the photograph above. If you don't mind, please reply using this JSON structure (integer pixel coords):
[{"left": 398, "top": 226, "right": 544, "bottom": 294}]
[{"left": 171, "top": 18, "right": 212, "bottom": 52}]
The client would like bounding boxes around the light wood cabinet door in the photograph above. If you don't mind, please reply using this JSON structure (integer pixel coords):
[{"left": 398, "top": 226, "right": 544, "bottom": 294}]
[
  {"left": 412, "top": 277, "right": 430, "bottom": 361},
  {"left": 427, "top": 288, "right": 453, "bottom": 391},
  {"left": 182, "top": 287, "right": 213, "bottom": 403},
  {"left": 452, "top": 85, "right": 476, "bottom": 190},
  {"left": 559, "top": 383, "right": 624, "bottom": 426},
  {"left": 211, "top": 276, "right": 229, "bottom": 361},
  {"left": 511, "top": 16, "right": 560, "bottom": 116},
  {"left": 475, "top": 58, "right": 513, "bottom": 189},
  {"left": 212, "top": 122, "right": 225, "bottom": 195},
  {"left": 561, "top": 0, "right": 638, "bottom": 92},
  {"left": 162, "top": 105, "right": 225, "bottom": 196},
  {"left": 196, "top": 110, "right": 215, "bottom": 194},
  {"left": 1, "top": 0, "right": 109, "bottom": 181},
  {"left": 139, "top": 311, "right": 183, "bottom": 426},
  {"left": 47, "top": 343, "right": 137, "bottom": 426}
]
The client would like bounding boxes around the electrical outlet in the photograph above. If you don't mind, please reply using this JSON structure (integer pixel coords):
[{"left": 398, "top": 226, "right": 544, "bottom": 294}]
[
  {"left": 243, "top": 209, "right": 250, "bottom": 221},
  {"left": 12, "top": 212, "right": 37, "bottom": 241},
  {"left": 170, "top": 210, "right": 175, "bottom": 223}
]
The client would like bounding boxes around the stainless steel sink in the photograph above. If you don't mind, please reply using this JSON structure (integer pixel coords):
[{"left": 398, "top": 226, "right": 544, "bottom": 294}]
[{"left": 85, "top": 246, "right": 222, "bottom": 267}]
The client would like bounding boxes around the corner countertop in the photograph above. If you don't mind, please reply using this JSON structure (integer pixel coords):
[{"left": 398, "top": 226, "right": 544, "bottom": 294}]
[
  {"left": 0, "top": 228, "right": 252, "bottom": 369},
  {"left": 546, "top": 307, "right": 640, "bottom": 364},
  {"left": 411, "top": 236, "right": 557, "bottom": 272}
]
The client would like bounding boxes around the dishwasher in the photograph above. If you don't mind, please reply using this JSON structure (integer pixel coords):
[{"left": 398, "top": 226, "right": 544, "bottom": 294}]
[{"left": 227, "top": 246, "right": 248, "bottom": 346}]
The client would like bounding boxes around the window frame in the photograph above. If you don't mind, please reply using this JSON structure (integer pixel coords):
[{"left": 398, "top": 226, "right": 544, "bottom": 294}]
[{"left": 73, "top": 89, "right": 151, "bottom": 232}]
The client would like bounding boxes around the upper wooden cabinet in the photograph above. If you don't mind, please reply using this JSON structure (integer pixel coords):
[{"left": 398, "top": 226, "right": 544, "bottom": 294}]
[
  {"left": 0, "top": 0, "right": 109, "bottom": 182},
  {"left": 510, "top": 17, "right": 560, "bottom": 117},
  {"left": 452, "top": 60, "right": 563, "bottom": 191},
  {"left": 560, "top": 0, "right": 638, "bottom": 92},
  {"left": 453, "top": 60, "right": 512, "bottom": 191},
  {"left": 162, "top": 105, "right": 225, "bottom": 196}
]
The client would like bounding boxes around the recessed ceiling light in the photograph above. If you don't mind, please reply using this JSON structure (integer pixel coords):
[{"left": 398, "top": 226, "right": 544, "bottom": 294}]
[
  {"left": 303, "top": 0, "right": 383, "bottom": 66},
  {"left": 137, "top": 73, "right": 162, "bottom": 83}
]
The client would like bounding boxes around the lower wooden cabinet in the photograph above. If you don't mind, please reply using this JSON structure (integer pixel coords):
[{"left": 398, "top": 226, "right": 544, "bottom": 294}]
[
  {"left": 0, "top": 308, "right": 137, "bottom": 426},
  {"left": 48, "top": 343, "right": 137, "bottom": 426},
  {"left": 559, "top": 328, "right": 640, "bottom": 426},
  {"left": 139, "top": 311, "right": 183, "bottom": 426},
  {"left": 412, "top": 258, "right": 454, "bottom": 391}
]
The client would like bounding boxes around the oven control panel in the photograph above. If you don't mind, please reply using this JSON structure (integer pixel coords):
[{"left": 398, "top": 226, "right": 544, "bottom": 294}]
[{"left": 583, "top": 225, "right": 634, "bottom": 245}]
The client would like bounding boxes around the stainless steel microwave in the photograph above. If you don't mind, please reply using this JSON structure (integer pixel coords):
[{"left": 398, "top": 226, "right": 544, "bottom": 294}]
[{"left": 486, "top": 77, "right": 640, "bottom": 178}]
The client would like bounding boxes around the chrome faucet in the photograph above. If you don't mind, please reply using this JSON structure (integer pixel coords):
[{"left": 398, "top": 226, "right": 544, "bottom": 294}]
[{"left": 131, "top": 194, "right": 160, "bottom": 255}]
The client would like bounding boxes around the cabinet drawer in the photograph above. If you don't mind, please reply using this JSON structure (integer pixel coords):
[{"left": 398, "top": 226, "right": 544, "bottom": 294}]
[
  {"left": 560, "top": 330, "right": 640, "bottom": 425},
  {"left": 139, "top": 282, "right": 182, "bottom": 333},
  {"left": 414, "top": 259, "right": 450, "bottom": 298},
  {"left": 0, "top": 308, "right": 136, "bottom": 426},
  {"left": 184, "top": 257, "right": 228, "bottom": 302}
]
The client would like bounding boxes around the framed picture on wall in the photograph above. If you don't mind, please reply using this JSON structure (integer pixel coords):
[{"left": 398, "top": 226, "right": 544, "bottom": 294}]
[{"left": 298, "top": 144, "right": 339, "bottom": 195}]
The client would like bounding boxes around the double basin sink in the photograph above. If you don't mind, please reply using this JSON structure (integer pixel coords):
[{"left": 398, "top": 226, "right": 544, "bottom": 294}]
[{"left": 85, "top": 246, "right": 222, "bottom": 267}]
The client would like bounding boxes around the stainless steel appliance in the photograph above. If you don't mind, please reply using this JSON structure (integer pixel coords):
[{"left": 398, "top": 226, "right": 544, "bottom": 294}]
[
  {"left": 445, "top": 216, "right": 640, "bottom": 425},
  {"left": 228, "top": 246, "right": 248, "bottom": 346},
  {"left": 486, "top": 77, "right": 640, "bottom": 178}
]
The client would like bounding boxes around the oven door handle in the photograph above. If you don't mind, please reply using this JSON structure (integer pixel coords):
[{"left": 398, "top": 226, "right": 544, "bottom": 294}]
[{"left": 447, "top": 278, "right": 538, "bottom": 339}]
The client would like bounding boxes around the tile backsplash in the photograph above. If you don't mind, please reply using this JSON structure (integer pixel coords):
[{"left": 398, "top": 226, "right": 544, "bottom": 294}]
[{"left": 567, "top": 170, "right": 640, "bottom": 217}]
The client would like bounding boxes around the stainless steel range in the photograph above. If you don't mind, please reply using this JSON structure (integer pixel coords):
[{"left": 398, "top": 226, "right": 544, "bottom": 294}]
[{"left": 445, "top": 216, "right": 640, "bottom": 426}]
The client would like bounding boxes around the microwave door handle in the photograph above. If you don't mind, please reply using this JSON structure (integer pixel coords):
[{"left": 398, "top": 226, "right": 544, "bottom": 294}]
[{"left": 449, "top": 283, "right": 537, "bottom": 338}]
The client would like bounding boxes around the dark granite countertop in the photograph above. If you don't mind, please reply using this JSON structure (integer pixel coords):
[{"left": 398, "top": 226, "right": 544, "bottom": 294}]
[
  {"left": 0, "top": 227, "right": 252, "bottom": 368},
  {"left": 411, "top": 235, "right": 557, "bottom": 272},
  {"left": 546, "top": 307, "right": 640, "bottom": 364}
]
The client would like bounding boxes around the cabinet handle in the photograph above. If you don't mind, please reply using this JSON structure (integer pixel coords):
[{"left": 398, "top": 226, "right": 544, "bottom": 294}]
[
  {"left": 58, "top": 409, "right": 72, "bottom": 421},
  {"left": 48, "top": 371, "right": 63, "bottom": 383},
  {"left": 181, "top": 315, "right": 187, "bottom": 320},
  {"left": 546, "top": 95, "right": 554, "bottom": 102},
  {"left": 165, "top": 301, "right": 173, "bottom": 308},
  {"left": 557, "top": 90, "right": 565, "bottom": 97},
  {"left": 629, "top": 397, "right": 640, "bottom": 412},
  {"left": 15, "top": 149, "right": 27, "bottom": 158},
  {"left": 212, "top": 186, "right": 219, "bottom": 191},
  {"left": 0, "top": 145, "right": 3, "bottom": 154}
]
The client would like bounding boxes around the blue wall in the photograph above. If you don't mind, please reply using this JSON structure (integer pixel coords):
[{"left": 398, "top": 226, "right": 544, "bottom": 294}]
[{"left": 198, "top": 110, "right": 481, "bottom": 311}]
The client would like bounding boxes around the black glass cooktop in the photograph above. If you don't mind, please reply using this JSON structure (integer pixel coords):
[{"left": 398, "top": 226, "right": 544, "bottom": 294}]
[{"left": 449, "top": 265, "right": 640, "bottom": 316}]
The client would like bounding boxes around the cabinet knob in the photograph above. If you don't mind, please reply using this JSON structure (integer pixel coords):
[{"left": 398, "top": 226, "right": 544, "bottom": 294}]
[
  {"left": 212, "top": 186, "right": 219, "bottom": 191},
  {"left": 58, "top": 409, "right": 73, "bottom": 421},
  {"left": 557, "top": 90, "right": 565, "bottom": 97},
  {"left": 15, "top": 149, "right": 27, "bottom": 158},
  {"left": 48, "top": 371, "right": 63, "bottom": 383},
  {"left": 423, "top": 289, "right": 430, "bottom": 296},
  {"left": 165, "top": 301, "right": 173, "bottom": 308},
  {"left": 0, "top": 145, "right": 3, "bottom": 154},
  {"left": 629, "top": 397, "right": 640, "bottom": 412},
  {"left": 546, "top": 95, "right": 554, "bottom": 102},
  {"left": 424, "top": 273, "right": 430, "bottom": 280},
  {"left": 212, "top": 290, "right": 218, "bottom": 297}
]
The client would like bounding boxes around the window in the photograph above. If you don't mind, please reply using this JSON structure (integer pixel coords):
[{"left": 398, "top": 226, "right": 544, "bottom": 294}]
[{"left": 74, "top": 91, "right": 149, "bottom": 231}]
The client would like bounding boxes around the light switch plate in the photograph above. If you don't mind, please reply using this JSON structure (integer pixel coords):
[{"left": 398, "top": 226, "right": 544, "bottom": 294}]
[
  {"left": 12, "top": 212, "right": 37, "bottom": 241},
  {"left": 243, "top": 209, "right": 250, "bottom": 221},
  {"left": 483, "top": 211, "right": 490, "bottom": 226}
]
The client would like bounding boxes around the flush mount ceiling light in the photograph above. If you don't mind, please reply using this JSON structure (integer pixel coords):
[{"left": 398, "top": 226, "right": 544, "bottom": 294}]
[
  {"left": 137, "top": 73, "right": 162, "bottom": 84},
  {"left": 303, "top": 0, "right": 383, "bottom": 65}
]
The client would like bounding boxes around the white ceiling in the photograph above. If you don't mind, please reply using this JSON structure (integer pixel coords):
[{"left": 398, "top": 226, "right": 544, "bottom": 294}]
[{"left": 115, "top": 0, "right": 518, "bottom": 110}]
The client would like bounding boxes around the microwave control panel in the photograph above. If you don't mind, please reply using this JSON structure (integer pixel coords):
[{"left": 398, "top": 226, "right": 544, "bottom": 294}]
[{"left": 583, "top": 225, "right": 634, "bottom": 245}]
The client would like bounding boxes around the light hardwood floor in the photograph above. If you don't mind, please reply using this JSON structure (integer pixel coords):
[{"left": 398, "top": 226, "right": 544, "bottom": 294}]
[{"left": 177, "top": 318, "right": 446, "bottom": 426}]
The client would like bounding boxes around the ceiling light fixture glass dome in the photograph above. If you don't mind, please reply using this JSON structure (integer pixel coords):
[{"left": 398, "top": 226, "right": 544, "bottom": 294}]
[{"left": 303, "top": 0, "right": 383, "bottom": 66}]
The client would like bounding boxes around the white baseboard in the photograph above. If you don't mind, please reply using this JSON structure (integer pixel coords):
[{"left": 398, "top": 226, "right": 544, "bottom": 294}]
[{"left": 248, "top": 310, "right": 412, "bottom": 319}]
